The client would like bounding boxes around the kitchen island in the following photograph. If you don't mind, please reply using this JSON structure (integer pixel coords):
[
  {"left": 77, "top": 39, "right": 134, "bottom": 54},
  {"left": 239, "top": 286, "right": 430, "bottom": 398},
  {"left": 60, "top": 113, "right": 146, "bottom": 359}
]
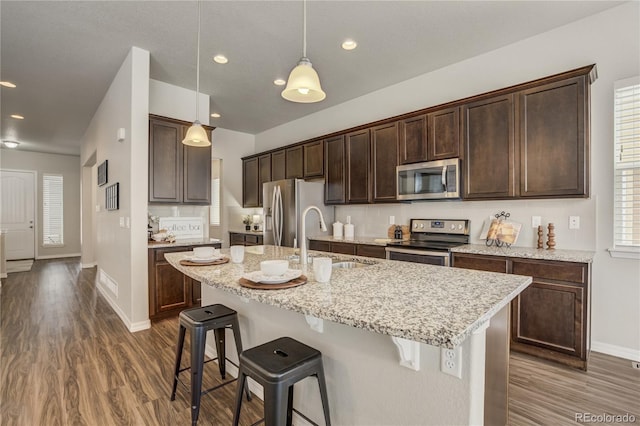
[{"left": 166, "top": 245, "right": 532, "bottom": 425}]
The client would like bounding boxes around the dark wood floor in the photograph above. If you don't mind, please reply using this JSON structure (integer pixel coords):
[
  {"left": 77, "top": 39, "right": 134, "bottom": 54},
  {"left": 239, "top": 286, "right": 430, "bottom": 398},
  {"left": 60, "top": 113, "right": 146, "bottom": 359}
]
[{"left": 1, "top": 258, "right": 638, "bottom": 425}]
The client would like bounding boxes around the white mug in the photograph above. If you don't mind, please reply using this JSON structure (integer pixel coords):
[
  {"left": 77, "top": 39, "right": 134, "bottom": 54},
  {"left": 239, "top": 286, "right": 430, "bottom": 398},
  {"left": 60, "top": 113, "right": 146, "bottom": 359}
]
[
  {"left": 313, "top": 257, "right": 332, "bottom": 283},
  {"left": 230, "top": 245, "right": 245, "bottom": 263}
]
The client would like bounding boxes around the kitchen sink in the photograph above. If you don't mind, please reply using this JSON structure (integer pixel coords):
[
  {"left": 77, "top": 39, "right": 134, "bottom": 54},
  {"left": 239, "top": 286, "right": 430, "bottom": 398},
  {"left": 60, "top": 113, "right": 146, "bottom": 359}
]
[{"left": 332, "top": 261, "right": 369, "bottom": 269}]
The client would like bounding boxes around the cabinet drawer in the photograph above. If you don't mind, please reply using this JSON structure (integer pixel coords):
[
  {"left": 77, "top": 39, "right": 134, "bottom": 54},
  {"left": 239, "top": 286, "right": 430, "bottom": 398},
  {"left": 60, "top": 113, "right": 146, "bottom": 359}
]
[
  {"left": 452, "top": 253, "right": 509, "bottom": 273},
  {"left": 245, "top": 234, "right": 263, "bottom": 246},
  {"left": 309, "top": 240, "right": 331, "bottom": 252},
  {"left": 154, "top": 247, "right": 188, "bottom": 262},
  {"left": 331, "top": 242, "right": 357, "bottom": 255},
  {"left": 356, "top": 244, "right": 386, "bottom": 259},
  {"left": 512, "top": 259, "right": 586, "bottom": 284},
  {"left": 229, "top": 233, "right": 246, "bottom": 245}
]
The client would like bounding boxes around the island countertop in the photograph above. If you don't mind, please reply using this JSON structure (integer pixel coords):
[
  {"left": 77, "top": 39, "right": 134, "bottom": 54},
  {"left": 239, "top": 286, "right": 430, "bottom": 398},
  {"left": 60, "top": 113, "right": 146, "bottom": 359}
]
[{"left": 165, "top": 245, "right": 532, "bottom": 348}]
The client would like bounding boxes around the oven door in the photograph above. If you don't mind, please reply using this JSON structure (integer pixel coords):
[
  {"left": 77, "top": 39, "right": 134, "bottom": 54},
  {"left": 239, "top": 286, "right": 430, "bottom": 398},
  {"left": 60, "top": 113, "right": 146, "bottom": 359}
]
[{"left": 385, "top": 247, "right": 450, "bottom": 266}]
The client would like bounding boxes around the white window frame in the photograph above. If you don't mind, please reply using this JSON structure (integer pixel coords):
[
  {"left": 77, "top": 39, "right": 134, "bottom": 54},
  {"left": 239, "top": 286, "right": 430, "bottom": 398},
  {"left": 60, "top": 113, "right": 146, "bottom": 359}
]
[
  {"left": 609, "top": 76, "right": 640, "bottom": 259},
  {"left": 42, "top": 173, "right": 64, "bottom": 247}
]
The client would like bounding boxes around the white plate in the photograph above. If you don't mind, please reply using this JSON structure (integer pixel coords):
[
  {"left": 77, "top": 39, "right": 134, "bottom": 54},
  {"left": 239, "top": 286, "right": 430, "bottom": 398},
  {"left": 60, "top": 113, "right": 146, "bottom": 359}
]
[
  {"left": 243, "top": 269, "right": 302, "bottom": 284},
  {"left": 185, "top": 255, "right": 224, "bottom": 263}
]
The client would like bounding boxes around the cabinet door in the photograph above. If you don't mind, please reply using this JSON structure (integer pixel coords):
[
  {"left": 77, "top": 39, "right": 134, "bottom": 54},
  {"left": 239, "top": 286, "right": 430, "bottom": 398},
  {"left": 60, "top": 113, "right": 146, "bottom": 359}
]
[
  {"left": 346, "top": 129, "right": 371, "bottom": 203},
  {"left": 304, "top": 140, "right": 324, "bottom": 178},
  {"left": 356, "top": 244, "right": 386, "bottom": 259},
  {"left": 229, "top": 232, "right": 246, "bottom": 245},
  {"left": 258, "top": 154, "right": 271, "bottom": 206},
  {"left": 331, "top": 242, "right": 357, "bottom": 255},
  {"left": 519, "top": 76, "right": 588, "bottom": 197},
  {"left": 463, "top": 94, "right": 516, "bottom": 199},
  {"left": 149, "top": 119, "right": 183, "bottom": 203},
  {"left": 242, "top": 157, "right": 259, "bottom": 207},
  {"left": 324, "top": 135, "right": 346, "bottom": 204},
  {"left": 271, "top": 150, "right": 286, "bottom": 181},
  {"left": 245, "top": 234, "right": 262, "bottom": 246},
  {"left": 371, "top": 122, "right": 399, "bottom": 202},
  {"left": 452, "top": 253, "right": 509, "bottom": 273},
  {"left": 399, "top": 115, "right": 428, "bottom": 165},
  {"left": 183, "top": 144, "right": 211, "bottom": 204},
  {"left": 286, "top": 145, "right": 304, "bottom": 179},
  {"left": 309, "top": 240, "right": 331, "bottom": 252},
  {"left": 154, "top": 262, "right": 191, "bottom": 314},
  {"left": 428, "top": 106, "right": 461, "bottom": 160}
]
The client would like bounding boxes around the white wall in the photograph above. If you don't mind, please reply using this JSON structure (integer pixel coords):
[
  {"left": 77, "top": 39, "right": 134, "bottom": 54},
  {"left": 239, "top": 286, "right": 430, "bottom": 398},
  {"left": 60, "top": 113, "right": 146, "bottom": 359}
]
[
  {"left": 0, "top": 150, "right": 81, "bottom": 259},
  {"left": 80, "top": 46, "right": 150, "bottom": 331},
  {"left": 255, "top": 3, "right": 640, "bottom": 358},
  {"left": 149, "top": 79, "right": 209, "bottom": 125}
]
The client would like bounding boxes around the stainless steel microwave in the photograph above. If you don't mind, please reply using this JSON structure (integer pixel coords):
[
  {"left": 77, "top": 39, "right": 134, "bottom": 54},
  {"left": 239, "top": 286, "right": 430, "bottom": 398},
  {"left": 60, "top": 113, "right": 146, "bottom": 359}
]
[{"left": 396, "top": 158, "right": 461, "bottom": 200}]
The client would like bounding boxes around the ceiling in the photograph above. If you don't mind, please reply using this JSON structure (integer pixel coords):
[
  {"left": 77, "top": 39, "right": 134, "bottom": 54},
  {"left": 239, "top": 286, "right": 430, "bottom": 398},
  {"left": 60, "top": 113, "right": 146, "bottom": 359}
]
[{"left": 0, "top": 1, "right": 623, "bottom": 156}]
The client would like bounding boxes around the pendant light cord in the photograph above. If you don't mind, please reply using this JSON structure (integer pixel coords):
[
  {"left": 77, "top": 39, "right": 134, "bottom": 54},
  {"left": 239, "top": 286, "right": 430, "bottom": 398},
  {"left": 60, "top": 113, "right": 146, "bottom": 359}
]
[
  {"left": 196, "top": 0, "right": 201, "bottom": 122},
  {"left": 302, "top": 0, "right": 307, "bottom": 58}
]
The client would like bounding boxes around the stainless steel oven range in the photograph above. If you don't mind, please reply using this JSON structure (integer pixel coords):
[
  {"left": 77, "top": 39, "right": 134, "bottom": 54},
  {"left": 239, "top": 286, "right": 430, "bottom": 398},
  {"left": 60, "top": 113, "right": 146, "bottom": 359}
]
[{"left": 385, "top": 219, "right": 470, "bottom": 266}]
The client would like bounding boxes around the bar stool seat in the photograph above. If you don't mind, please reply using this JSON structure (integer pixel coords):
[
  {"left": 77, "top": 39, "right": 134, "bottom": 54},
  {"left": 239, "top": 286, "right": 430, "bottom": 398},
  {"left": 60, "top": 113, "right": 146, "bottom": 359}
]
[
  {"left": 233, "top": 336, "right": 331, "bottom": 426},
  {"left": 170, "top": 304, "right": 250, "bottom": 426}
]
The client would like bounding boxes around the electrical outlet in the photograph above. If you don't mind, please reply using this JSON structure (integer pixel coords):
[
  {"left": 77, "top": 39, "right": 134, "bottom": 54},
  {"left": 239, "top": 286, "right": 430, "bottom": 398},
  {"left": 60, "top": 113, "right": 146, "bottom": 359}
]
[
  {"left": 389, "top": 216, "right": 395, "bottom": 225},
  {"left": 569, "top": 216, "right": 580, "bottom": 230},
  {"left": 532, "top": 216, "right": 541, "bottom": 228},
  {"left": 632, "top": 361, "right": 640, "bottom": 369},
  {"left": 440, "top": 347, "right": 462, "bottom": 378}
]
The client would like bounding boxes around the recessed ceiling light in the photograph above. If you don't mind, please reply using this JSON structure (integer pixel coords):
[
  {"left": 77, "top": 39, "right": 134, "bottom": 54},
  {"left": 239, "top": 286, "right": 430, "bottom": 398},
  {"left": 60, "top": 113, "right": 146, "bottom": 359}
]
[
  {"left": 0, "top": 81, "right": 16, "bottom": 88},
  {"left": 10, "top": 114, "right": 24, "bottom": 120},
  {"left": 3, "top": 141, "right": 19, "bottom": 148},
  {"left": 341, "top": 39, "right": 357, "bottom": 51},
  {"left": 213, "top": 55, "right": 228, "bottom": 64},
  {"left": 211, "top": 113, "right": 221, "bottom": 118},
  {"left": 273, "top": 79, "right": 286, "bottom": 86}
]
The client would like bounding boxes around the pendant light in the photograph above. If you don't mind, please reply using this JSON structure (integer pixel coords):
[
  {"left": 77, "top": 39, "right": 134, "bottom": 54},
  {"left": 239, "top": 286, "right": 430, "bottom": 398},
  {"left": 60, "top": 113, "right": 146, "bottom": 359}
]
[
  {"left": 281, "top": 0, "right": 326, "bottom": 103},
  {"left": 182, "top": 1, "right": 211, "bottom": 147}
]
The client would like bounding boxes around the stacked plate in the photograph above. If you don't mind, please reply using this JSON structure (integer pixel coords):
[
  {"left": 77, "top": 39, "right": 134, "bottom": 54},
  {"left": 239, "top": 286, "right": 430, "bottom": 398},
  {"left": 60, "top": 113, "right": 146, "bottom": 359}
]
[{"left": 242, "top": 269, "right": 302, "bottom": 284}]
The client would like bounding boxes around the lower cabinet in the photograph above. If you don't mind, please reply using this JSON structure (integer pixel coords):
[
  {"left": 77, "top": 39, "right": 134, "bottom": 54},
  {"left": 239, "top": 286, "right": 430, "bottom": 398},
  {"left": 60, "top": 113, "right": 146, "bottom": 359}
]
[
  {"left": 452, "top": 253, "right": 591, "bottom": 370},
  {"left": 308, "top": 240, "right": 386, "bottom": 259},
  {"left": 148, "top": 243, "right": 221, "bottom": 321},
  {"left": 229, "top": 232, "right": 263, "bottom": 246}
]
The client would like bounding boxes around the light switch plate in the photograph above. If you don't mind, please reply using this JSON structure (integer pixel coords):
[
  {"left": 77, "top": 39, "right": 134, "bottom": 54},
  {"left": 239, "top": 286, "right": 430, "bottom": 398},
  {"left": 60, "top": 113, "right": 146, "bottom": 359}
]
[
  {"left": 531, "top": 216, "right": 541, "bottom": 228},
  {"left": 389, "top": 216, "right": 395, "bottom": 225}
]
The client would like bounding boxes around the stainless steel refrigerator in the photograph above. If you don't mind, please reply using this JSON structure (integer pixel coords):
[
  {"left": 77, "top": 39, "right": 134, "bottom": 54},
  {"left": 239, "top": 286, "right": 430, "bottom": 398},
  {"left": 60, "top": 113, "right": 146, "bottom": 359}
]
[{"left": 263, "top": 179, "right": 334, "bottom": 248}]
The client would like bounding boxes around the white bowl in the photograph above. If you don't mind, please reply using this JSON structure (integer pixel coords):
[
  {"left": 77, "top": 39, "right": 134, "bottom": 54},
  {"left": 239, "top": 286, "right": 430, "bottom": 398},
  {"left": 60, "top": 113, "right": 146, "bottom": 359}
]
[
  {"left": 260, "top": 260, "right": 289, "bottom": 276},
  {"left": 194, "top": 246, "right": 215, "bottom": 259},
  {"left": 151, "top": 233, "right": 167, "bottom": 241}
]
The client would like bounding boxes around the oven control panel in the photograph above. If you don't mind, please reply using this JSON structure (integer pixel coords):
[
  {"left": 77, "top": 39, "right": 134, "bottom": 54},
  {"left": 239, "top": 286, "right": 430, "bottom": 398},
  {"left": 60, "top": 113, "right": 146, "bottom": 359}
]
[{"left": 410, "top": 219, "right": 469, "bottom": 235}]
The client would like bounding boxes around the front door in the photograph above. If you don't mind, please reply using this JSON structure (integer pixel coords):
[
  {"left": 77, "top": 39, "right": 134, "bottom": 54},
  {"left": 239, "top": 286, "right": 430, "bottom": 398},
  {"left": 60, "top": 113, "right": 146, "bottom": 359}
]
[{"left": 0, "top": 170, "right": 36, "bottom": 260}]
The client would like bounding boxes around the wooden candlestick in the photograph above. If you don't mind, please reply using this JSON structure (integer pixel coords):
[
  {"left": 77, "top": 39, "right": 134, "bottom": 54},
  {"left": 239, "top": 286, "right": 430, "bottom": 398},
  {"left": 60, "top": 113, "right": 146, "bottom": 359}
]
[
  {"left": 537, "top": 225, "right": 544, "bottom": 249},
  {"left": 546, "top": 223, "right": 556, "bottom": 250}
]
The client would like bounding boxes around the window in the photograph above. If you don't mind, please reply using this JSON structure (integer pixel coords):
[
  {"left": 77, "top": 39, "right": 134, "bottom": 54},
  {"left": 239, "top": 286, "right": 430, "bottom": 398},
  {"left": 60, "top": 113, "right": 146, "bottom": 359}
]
[
  {"left": 613, "top": 77, "right": 640, "bottom": 252},
  {"left": 43, "top": 174, "right": 64, "bottom": 246},
  {"left": 210, "top": 159, "right": 221, "bottom": 226}
]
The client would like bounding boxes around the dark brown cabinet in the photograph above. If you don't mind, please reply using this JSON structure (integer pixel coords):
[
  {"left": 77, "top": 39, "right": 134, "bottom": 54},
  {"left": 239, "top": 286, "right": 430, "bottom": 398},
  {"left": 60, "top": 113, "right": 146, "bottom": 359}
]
[
  {"left": 356, "top": 244, "right": 386, "bottom": 259},
  {"left": 304, "top": 140, "right": 324, "bottom": 178},
  {"left": 371, "top": 122, "right": 399, "bottom": 202},
  {"left": 258, "top": 154, "right": 271, "bottom": 206},
  {"left": 324, "top": 135, "right": 346, "bottom": 204},
  {"left": 285, "top": 145, "right": 304, "bottom": 179},
  {"left": 229, "top": 232, "right": 263, "bottom": 246},
  {"left": 148, "top": 242, "right": 221, "bottom": 321},
  {"left": 428, "top": 106, "right": 461, "bottom": 160},
  {"left": 452, "top": 252, "right": 591, "bottom": 370},
  {"left": 149, "top": 116, "right": 212, "bottom": 205},
  {"left": 271, "top": 150, "right": 286, "bottom": 181},
  {"left": 308, "top": 240, "right": 387, "bottom": 259},
  {"left": 346, "top": 129, "right": 371, "bottom": 203},
  {"left": 242, "top": 157, "right": 259, "bottom": 207},
  {"left": 399, "top": 115, "right": 428, "bottom": 165},
  {"left": 463, "top": 94, "right": 516, "bottom": 199},
  {"left": 519, "top": 76, "right": 588, "bottom": 197}
]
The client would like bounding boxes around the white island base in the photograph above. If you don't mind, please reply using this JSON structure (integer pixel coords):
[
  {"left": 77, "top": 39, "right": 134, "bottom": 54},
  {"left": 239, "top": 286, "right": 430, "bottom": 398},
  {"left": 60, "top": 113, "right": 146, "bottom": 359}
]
[{"left": 200, "top": 285, "right": 506, "bottom": 426}]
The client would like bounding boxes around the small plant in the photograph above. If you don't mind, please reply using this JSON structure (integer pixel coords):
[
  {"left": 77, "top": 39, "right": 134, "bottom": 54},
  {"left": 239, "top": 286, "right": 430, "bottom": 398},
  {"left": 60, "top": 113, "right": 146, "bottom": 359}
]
[{"left": 242, "top": 215, "right": 252, "bottom": 225}]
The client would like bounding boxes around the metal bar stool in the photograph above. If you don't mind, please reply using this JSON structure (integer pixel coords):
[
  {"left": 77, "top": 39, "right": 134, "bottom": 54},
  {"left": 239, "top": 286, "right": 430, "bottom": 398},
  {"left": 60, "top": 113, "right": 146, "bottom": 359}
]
[
  {"left": 170, "top": 304, "right": 251, "bottom": 426},
  {"left": 232, "top": 336, "right": 331, "bottom": 426}
]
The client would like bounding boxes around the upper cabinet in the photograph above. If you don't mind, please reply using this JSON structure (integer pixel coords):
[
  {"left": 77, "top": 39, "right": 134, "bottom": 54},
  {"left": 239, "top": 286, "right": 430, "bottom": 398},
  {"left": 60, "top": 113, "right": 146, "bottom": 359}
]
[
  {"left": 258, "top": 154, "right": 271, "bottom": 206},
  {"left": 346, "top": 129, "right": 371, "bottom": 203},
  {"left": 398, "top": 115, "right": 428, "bottom": 165},
  {"left": 149, "top": 116, "right": 212, "bottom": 205},
  {"left": 303, "top": 140, "right": 324, "bottom": 178},
  {"left": 271, "top": 150, "right": 286, "bottom": 181},
  {"left": 325, "top": 135, "right": 346, "bottom": 204},
  {"left": 371, "top": 122, "right": 399, "bottom": 202},
  {"left": 242, "top": 157, "right": 259, "bottom": 208},
  {"left": 285, "top": 145, "right": 304, "bottom": 179},
  {"left": 428, "top": 106, "right": 461, "bottom": 160}
]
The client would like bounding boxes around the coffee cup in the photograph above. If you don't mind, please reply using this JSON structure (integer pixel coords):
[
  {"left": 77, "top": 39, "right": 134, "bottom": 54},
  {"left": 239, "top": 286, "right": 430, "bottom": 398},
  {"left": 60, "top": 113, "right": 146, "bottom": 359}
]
[
  {"left": 313, "top": 257, "right": 332, "bottom": 283},
  {"left": 230, "top": 245, "right": 245, "bottom": 263}
]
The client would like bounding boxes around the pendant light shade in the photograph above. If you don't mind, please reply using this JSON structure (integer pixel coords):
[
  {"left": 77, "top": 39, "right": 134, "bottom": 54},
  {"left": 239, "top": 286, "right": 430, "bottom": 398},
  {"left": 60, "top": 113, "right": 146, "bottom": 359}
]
[
  {"left": 281, "top": 0, "right": 325, "bottom": 103},
  {"left": 183, "top": 1, "right": 211, "bottom": 147}
]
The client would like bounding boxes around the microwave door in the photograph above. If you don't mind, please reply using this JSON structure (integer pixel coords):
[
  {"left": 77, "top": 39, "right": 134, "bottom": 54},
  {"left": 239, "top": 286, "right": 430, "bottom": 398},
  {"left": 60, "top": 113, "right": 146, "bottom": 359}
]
[
  {"left": 441, "top": 165, "right": 447, "bottom": 192},
  {"left": 414, "top": 171, "right": 422, "bottom": 193}
]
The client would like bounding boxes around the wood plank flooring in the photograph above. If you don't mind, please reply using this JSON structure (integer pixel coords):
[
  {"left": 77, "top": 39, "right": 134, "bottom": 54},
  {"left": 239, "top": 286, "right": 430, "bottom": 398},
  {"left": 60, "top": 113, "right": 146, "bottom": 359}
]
[{"left": 1, "top": 258, "right": 639, "bottom": 425}]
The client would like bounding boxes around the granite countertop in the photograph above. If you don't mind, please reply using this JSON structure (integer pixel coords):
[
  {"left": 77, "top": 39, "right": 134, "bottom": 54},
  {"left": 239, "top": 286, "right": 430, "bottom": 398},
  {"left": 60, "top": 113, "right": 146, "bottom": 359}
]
[
  {"left": 451, "top": 244, "right": 595, "bottom": 263},
  {"left": 165, "top": 245, "right": 531, "bottom": 348},
  {"left": 148, "top": 238, "right": 222, "bottom": 249},
  {"left": 308, "top": 235, "right": 403, "bottom": 246}
]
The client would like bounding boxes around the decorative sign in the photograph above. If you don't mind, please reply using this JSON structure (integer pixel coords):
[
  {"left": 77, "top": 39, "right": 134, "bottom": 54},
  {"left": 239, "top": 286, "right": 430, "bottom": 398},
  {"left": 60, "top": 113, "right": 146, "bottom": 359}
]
[
  {"left": 106, "top": 182, "right": 119, "bottom": 211},
  {"left": 158, "top": 217, "right": 204, "bottom": 240},
  {"left": 97, "top": 160, "right": 108, "bottom": 186}
]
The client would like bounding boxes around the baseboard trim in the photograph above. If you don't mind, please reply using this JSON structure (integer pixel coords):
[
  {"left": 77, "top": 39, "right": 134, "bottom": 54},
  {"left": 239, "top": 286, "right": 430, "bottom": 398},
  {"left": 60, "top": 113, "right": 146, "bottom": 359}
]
[
  {"left": 96, "top": 283, "right": 150, "bottom": 333},
  {"left": 591, "top": 341, "right": 640, "bottom": 361},
  {"left": 36, "top": 253, "right": 82, "bottom": 260},
  {"left": 81, "top": 262, "right": 97, "bottom": 269},
  {"left": 130, "top": 320, "right": 151, "bottom": 332},
  {"left": 0, "top": 272, "right": 7, "bottom": 279}
]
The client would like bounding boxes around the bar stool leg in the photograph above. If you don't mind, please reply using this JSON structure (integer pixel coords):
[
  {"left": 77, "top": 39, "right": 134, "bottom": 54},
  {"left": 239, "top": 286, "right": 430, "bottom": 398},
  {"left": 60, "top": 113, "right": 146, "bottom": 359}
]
[
  {"left": 232, "top": 367, "right": 248, "bottom": 426},
  {"left": 213, "top": 327, "right": 226, "bottom": 379},
  {"left": 190, "top": 327, "right": 206, "bottom": 426},
  {"left": 170, "top": 325, "right": 186, "bottom": 401},
  {"left": 230, "top": 317, "right": 252, "bottom": 401},
  {"left": 316, "top": 364, "right": 332, "bottom": 426},
  {"left": 286, "top": 385, "right": 294, "bottom": 426},
  {"left": 264, "top": 383, "right": 289, "bottom": 426}
]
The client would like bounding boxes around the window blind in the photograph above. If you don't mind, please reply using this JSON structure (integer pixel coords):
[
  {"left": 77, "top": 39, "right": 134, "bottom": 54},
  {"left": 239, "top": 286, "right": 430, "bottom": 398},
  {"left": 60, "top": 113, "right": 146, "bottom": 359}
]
[
  {"left": 43, "top": 174, "right": 64, "bottom": 246},
  {"left": 614, "top": 77, "right": 640, "bottom": 248}
]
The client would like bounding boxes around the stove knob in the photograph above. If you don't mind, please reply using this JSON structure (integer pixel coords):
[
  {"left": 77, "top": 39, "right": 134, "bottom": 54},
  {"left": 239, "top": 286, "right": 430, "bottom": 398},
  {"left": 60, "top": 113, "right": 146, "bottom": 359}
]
[
  {"left": 419, "top": 223, "right": 424, "bottom": 229},
  {"left": 458, "top": 224, "right": 463, "bottom": 230},
  {"left": 450, "top": 224, "right": 456, "bottom": 230}
]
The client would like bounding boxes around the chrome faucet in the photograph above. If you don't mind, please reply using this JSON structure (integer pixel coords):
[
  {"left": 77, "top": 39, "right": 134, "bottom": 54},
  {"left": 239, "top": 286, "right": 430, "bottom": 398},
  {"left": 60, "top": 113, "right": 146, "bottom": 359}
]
[{"left": 300, "top": 205, "right": 327, "bottom": 265}]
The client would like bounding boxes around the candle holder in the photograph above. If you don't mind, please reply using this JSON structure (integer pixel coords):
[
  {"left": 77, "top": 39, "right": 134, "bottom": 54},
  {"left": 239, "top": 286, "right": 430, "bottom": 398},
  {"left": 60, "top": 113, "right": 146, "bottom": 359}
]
[{"left": 546, "top": 223, "right": 556, "bottom": 250}]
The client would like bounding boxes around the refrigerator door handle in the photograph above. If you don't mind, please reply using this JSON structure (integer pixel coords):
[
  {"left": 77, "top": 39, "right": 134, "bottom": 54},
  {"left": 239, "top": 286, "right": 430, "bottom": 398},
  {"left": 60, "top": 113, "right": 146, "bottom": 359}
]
[
  {"left": 276, "top": 186, "right": 284, "bottom": 246},
  {"left": 271, "top": 186, "right": 279, "bottom": 245}
]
